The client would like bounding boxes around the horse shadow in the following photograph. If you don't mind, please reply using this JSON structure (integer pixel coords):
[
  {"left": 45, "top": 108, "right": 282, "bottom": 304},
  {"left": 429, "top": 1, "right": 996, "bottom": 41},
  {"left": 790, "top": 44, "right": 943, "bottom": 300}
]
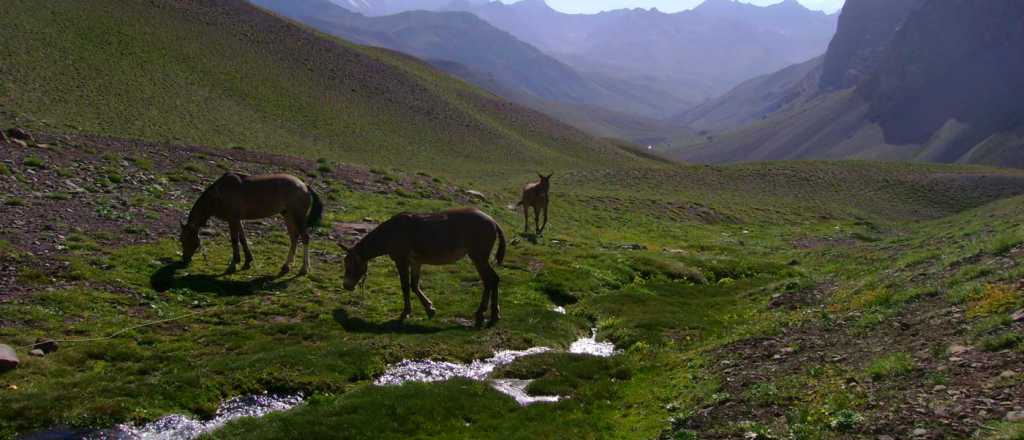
[
  {"left": 332, "top": 308, "right": 464, "bottom": 335},
  {"left": 150, "top": 260, "right": 291, "bottom": 296}
]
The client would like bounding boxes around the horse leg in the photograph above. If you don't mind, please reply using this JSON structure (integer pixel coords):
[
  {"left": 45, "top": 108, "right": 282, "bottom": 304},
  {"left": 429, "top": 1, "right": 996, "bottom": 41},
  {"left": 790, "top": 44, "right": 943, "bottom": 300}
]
[
  {"left": 534, "top": 206, "right": 541, "bottom": 236},
  {"left": 411, "top": 263, "right": 436, "bottom": 319},
  {"left": 227, "top": 220, "right": 241, "bottom": 274},
  {"left": 471, "top": 256, "right": 494, "bottom": 328},
  {"left": 540, "top": 202, "right": 549, "bottom": 235},
  {"left": 395, "top": 258, "right": 413, "bottom": 321},
  {"left": 522, "top": 204, "right": 530, "bottom": 234},
  {"left": 294, "top": 210, "right": 311, "bottom": 276},
  {"left": 280, "top": 214, "right": 298, "bottom": 276},
  {"left": 239, "top": 222, "right": 254, "bottom": 270}
]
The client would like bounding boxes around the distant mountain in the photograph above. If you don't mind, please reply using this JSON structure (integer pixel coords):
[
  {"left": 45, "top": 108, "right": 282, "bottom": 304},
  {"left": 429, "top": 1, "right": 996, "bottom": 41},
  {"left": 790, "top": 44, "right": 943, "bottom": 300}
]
[
  {"left": 250, "top": 0, "right": 694, "bottom": 141},
  {"left": 669, "top": 0, "right": 1024, "bottom": 168},
  {"left": 443, "top": 0, "right": 838, "bottom": 101},
  {"left": 326, "top": 0, "right": 486, "bottom": 16}
]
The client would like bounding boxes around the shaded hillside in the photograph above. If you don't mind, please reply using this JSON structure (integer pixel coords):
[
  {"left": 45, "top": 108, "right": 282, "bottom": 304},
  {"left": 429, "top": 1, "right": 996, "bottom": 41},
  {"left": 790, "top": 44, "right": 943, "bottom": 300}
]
[
  {"left": 673, "top": 56, "right": 823, "bottom": 132},
  {"left": 670, "top": 0, "right": 1024, "bottom": 168},
  {"left": 0, "top": 0, "right": 647, "bottom": 182}
]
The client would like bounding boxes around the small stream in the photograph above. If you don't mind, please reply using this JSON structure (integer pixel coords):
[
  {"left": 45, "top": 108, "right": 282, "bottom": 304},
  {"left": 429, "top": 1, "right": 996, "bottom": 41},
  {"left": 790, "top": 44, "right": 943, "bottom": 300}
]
[
  {"left": 374, "top": 328, "right": 617, "bottom": 406},
  {"left": 29, "top": 328, "right": 615, "bottom": 439}
]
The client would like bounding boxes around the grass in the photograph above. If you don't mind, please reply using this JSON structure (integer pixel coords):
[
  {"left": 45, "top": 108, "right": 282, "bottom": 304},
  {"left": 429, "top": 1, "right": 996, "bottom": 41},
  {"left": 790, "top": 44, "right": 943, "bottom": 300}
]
[
  {"left": 0, "top": 0, "right": 647, "bottom": 185},
  {"left": 866, "top": 353, "right": 916, "bottom": 380}
]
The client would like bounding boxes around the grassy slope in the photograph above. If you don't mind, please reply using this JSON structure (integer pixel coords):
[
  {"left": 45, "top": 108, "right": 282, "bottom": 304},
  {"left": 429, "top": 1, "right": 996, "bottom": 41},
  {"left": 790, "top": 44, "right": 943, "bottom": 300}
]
[{"left": 0, "top": 0, "right": 645, "bottom": 184}]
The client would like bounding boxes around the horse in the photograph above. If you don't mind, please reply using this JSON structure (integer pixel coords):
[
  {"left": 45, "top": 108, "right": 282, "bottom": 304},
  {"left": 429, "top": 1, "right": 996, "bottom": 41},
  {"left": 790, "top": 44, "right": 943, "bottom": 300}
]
[
  {"left": 517, "top": 173, "right": 552, "bottom": 235},
  {"left": 340, "top": 208, "right": 507, "bottom": 327},
  {"left": 180, "top": 172, "right": 323, "bottom": 276}
]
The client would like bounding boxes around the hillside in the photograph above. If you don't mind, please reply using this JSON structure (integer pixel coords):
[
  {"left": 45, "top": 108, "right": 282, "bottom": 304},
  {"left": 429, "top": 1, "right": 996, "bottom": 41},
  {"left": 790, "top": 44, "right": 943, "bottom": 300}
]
[
  {"left": 0, "top": 0, "right": 647, "bottom": 182},
  {"left": 670, "top": 0, "right": 1024, "bottom": 168}
]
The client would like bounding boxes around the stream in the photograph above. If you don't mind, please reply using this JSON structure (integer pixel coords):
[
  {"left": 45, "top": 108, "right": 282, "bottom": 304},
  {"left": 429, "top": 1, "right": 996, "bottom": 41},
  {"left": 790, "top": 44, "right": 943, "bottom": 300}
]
[{"left": 28, "top": 328, "right": 615, "bottom": 439}]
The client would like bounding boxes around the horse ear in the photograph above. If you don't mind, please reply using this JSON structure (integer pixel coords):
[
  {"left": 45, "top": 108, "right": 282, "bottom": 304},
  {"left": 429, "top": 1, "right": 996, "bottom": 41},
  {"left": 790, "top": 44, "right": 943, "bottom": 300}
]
[
  {"left": 546, "top": 173, "right": 554, "bottom": 179},
  {"left": 537, "top": 173, "right": 544, "bottom": 180}
]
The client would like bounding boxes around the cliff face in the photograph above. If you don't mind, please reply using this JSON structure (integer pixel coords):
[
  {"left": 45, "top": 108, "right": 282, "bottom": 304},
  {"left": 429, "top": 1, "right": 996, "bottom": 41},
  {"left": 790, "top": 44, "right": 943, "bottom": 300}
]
[
  {"left": 818, "top": 0, "right": 923, "bottom": 91},
  {"left": 864, "top": 0, "right": 1024, "bottom": 159}
]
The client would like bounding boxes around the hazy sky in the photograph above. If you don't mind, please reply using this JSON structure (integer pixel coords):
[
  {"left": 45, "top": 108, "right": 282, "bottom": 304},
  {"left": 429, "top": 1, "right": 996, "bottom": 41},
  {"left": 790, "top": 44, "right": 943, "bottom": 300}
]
[{"left": 498, "top": 0, "right": 846, "bottom": 14}]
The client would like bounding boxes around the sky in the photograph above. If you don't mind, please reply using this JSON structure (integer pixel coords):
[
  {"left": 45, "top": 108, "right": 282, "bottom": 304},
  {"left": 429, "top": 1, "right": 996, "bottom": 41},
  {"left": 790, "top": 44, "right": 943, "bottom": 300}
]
[{"left": 497, "top": 0, "right": 846, "bottom": 14}]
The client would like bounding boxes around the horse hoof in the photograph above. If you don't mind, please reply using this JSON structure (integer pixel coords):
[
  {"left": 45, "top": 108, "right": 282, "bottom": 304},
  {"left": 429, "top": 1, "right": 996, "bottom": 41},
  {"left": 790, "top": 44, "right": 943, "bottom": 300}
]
[
  {"left": 426, "top": 308, "right": 437, "bottom": 319},
  {"left": 241, "top": 263, "right": 253, "bottom": 271},
  {"left": 278, "top": 266, "right": 290, "bottom": 276},
  {"left": 225, "top": 265, "right": 237, "bottom": 274},
  {"left": 297, "top": 268, "right": 308, "bottom": 277},
  {"left": 487, "top": 319, "right": 500, "bottom": 328}
]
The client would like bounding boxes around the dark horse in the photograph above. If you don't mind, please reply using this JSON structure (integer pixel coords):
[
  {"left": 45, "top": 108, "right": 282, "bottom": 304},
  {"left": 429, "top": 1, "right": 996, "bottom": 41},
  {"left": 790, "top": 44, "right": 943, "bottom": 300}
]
[
  {"left": 341, "top": 208, "right": 507, "bottom": 327},
  {"left": 180, "top": 172, "right": 323, "bottom": 276},
  {"left": 518, "top": 173, "right": 552, "bottom": 235}
]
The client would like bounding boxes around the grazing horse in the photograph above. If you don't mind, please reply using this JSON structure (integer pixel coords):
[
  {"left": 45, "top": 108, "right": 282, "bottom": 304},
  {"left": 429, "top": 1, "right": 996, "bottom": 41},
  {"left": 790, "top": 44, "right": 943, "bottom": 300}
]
[
  {"left": 180, "top": 172, "right": 323, "bottom": 276},
  {"left": 517, "top": 173, "right": 552, "bottom": 235},
  {"left": 340, "top": 208, "right": 507, "bottom": 327}
]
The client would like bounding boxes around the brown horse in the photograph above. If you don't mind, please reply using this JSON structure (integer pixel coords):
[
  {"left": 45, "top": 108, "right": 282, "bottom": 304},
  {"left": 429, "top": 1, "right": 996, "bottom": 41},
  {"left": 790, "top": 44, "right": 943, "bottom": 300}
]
[
  {"left": 180, "top": 172, "right": 323, "bottom": 276},
  {"left": 340, "top": 208, "right": 507, "bottom": 327},
  {"left": 517, "top": 173, "right": 552, "bottom": 235}
]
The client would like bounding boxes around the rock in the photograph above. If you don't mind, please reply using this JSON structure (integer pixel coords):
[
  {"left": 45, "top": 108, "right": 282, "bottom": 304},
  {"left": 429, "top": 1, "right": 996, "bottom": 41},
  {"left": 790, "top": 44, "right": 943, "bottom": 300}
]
[
  {"left": 912, "top": 428, "right": 928, "bottom": 437},
  {"left": 0, "top": 344, "right": 18, "bottom": 372},
  {"left": 933, "top": 385, "right": 947, "bottom": 392},
  {"left": 7, "top": 128, "right": 34, "bottom": 142},
  {"left": 1007, "top": 411, "right": 1024, "bottom": 422},
  {"left": 29, "top": 349, "right": 45, "bottom": 357},
  {"left": 620, "top": 243, "right": 646, "bottom": 251},
  {"left": 33, "top": 338, "right": 58, "bottom": 354},
  {"left": 6, "top": 384, "right": 16, "bottom": 391},
  {"left": 1012, "top": 309, "right": 1024, "bottom": 322},
  {"left": 1000, "top": 370, "right": 1018, "bottom": 379},
  {"left": 0, "top": 130, "right": 8, "bottom": 143},
  {"left": 948, "top": 344, "right": 971, "bottom": 355},
  {"left": 878, "top": 436, "right": 895, "bottom": 440},
  {"left": 464, "top": 190, "right": 486, "bottom": 201}
]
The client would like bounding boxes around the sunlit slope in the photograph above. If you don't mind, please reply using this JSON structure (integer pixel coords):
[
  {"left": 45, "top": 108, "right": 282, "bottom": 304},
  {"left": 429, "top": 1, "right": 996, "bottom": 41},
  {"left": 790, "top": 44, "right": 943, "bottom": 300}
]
[{"left": 0, "top": 0, "right": 645, "bottom": 180}]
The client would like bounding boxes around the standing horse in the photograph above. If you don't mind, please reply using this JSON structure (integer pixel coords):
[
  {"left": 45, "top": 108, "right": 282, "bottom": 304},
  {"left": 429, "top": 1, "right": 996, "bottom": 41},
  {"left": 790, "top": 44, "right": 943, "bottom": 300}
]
[
  {"left": 340, "top": 208, "right": 507, "bottom": 327},
  {"left": 517, "top": 173, "right": 552, "bottom": 235},
  {"left": 180, "top": 172, "right": 323, "bottom": 276}
]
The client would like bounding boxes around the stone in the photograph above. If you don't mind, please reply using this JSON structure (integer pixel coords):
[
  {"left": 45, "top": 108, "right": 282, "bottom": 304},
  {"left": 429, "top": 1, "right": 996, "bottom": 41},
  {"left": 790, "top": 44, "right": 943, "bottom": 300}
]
[
  {"left": 1000, "top": 370, "right": 1017, "bottom": 379},
  {"left": 7, "top": 128, "right": 34, "bottom": 142},
  {"left": 464, "top": 190, "right": 486, "bottom": 201},
  {"left": 948, "top": 344, "right": 971, "bottom": 355},
  {"left": 620, "top": 243, "right": 646, "bottom": 251},
  {"left": 912, "top": 428, "right": 928, "bottom": 437},
  {"left": 1011, "top": 309, "right": 1024, "bottom": 322},
  {"left": 1007, "top": 411, "right": 1024, "bottom": 422},
  {"left": 878, "top": 436, "right": 895, "bottom": 440},
  {"left": 34, "top": 338, "right": 58, "bottom": 354},
  {"left": 29, "top": 349, "right": 45, "bottom": 357},
  {"left": 6, "top": 384, "right": 16, "bottom": 391},
  {"left": 0, "top": 344, "right": 18, "bottom": 371}
]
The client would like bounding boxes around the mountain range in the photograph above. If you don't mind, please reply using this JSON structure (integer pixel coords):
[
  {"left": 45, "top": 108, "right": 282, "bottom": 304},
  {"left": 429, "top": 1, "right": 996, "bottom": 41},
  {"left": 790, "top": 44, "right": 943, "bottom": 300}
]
[{"left": 670, "top": 0, "right": 1024, "bottom": 168}]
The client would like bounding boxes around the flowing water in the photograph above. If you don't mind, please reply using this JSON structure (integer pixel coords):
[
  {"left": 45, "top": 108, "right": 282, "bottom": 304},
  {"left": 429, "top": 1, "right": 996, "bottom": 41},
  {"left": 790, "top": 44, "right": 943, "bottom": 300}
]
[
  {"left": 374, "top": 328, "right": 617, "bottom": 406},
  {"left": 29, "top": 329, "right": 616, "bottom": 438}
]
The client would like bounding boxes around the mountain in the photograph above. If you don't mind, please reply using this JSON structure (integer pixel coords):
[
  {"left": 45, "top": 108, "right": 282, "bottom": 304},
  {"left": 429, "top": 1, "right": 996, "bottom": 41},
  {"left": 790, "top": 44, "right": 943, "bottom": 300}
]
[
  {"left": 0, "top": 0, "right": 648, "bottom": 180},
  {"left": 669, "top": 0, "right": 1024, "bottom": 168},
  {"left": 326, "top": 0, "right": 487, "bottom": 16},
  {"left": 444, "top": 0, "right": 838, "bottom": 102},
  {"left": 250, "top": 0, "right": 690, "bottom": 119}
]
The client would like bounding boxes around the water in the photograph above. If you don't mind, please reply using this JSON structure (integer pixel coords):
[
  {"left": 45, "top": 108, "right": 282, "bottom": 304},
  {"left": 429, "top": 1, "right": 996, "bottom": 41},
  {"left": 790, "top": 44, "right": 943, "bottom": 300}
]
[
  {"left": 87, "top": 394, "right": 303, "bottom": 440},
  {"left": 568, "top": 329, "right": 617, "bottom": 357},
  {"left": 375, "top": 328, "right": 617, "bottom": 406}
]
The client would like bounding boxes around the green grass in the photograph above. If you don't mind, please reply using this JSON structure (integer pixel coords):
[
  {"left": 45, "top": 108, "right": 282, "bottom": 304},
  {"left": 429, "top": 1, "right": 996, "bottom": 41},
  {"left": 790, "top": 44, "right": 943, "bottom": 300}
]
[
  {"left": 866, "top": 353, "right": 916, "bottom": 380},
  {"left": 0, "top": 0, "right": 647, "bottom": 184}
]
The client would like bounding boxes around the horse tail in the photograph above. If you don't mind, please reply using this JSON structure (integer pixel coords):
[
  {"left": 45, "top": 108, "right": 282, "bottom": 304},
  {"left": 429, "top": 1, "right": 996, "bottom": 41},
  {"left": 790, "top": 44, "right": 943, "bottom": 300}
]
[
  {"left": 307, "top": 187, "right": 324, "bottom": 229},
  {"left": 494, "top": 223, "right": 507, "bottom": 266}
]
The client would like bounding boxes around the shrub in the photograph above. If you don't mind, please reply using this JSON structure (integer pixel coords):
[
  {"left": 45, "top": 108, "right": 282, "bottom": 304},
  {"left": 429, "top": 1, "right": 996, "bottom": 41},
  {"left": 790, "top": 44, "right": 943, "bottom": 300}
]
[
  {"left": 23, "top": 156, "right": 45, "bottom": 168},
  {"left": 968, "top": 284, "right": 1020, "bottom": 319}
]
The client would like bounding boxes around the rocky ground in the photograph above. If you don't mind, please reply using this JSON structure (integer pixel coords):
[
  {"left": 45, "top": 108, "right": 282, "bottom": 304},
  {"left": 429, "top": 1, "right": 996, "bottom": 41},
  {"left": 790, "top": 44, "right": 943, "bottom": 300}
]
[{"left": 0, "top": 129, "right": 477, "bottom": 301}]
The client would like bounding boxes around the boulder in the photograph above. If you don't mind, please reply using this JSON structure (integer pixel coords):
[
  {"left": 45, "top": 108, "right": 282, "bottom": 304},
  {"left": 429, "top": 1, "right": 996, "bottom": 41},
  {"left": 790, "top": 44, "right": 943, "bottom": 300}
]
[
  {"left": 464, "top": 190, "right": 486, "bottom": 201},
  {"left": 1007, "top": 411, "right": 1024, "bottom": 422},
  {"left": 34, "top": 338, "right": 58, "bottom": 354},
  {"left": 7, "top": 128, "right": 34, "bottom": 142},
  {"left": 0, "top": 344, "right": 18, "bottom": 372},
  {"left": 1012, "top": 309, "right": 1024, "bottom": 322},
  {"left": 29, "top": 349, "right": 44, "bottom": 357}
]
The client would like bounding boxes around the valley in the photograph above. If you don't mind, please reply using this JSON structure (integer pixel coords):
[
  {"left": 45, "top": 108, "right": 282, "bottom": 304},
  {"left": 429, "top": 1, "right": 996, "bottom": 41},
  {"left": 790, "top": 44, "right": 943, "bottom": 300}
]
[{"left": 1, "top": 0, "right": 1023, "bottom": 439}]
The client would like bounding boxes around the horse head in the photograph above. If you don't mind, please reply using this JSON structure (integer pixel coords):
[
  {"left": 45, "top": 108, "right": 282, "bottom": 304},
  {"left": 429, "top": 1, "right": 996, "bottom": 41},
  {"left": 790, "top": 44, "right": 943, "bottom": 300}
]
[
  {"left": 340, "top": 243, "right": 367, "bottom": 291},
  {"left": 179, "top": 220, "right": 201, "bottom": 265}
]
